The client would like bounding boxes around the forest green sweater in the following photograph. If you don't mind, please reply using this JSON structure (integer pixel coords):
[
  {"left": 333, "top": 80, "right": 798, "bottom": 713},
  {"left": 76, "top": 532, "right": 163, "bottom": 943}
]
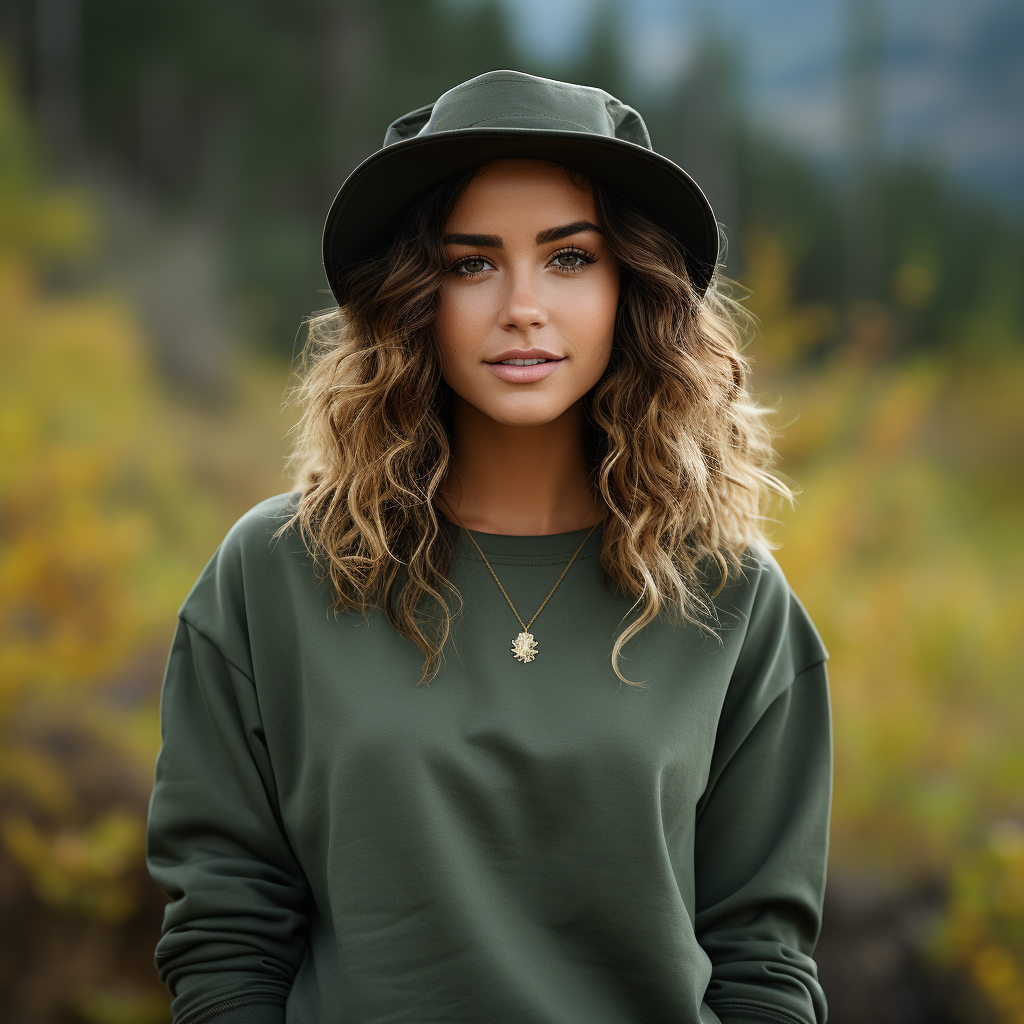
[{"left": 146, "top": 492, "right": 831, "bottom": 1024}]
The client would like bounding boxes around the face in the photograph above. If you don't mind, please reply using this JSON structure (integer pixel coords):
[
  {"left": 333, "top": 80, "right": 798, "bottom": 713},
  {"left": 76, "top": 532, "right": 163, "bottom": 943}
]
[{"left": 435, "top": 158, "right": 621, "bottom": 427}]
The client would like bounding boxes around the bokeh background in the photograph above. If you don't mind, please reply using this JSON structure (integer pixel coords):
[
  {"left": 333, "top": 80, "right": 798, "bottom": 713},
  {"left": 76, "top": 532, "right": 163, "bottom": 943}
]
[{"left": 1, "top": 0, "right": 1022, "bottom": 1021}]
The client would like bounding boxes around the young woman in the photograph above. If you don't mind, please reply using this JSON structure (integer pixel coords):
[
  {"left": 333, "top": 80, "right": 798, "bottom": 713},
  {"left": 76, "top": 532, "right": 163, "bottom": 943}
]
[{"left": 147, "top": 71, "right": 831, "bottom": 1024}]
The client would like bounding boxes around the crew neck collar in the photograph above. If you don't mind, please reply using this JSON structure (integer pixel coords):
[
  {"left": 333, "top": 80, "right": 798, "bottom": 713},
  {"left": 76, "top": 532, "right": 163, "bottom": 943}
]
[{"left": 452, "top": 519, "right": 604, "bottom": 566}]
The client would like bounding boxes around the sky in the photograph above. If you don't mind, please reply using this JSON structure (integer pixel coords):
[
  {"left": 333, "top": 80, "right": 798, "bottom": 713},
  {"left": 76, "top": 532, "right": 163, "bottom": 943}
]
[{"left": 479, "top": 0, "right": 1023, "bottom": 211}]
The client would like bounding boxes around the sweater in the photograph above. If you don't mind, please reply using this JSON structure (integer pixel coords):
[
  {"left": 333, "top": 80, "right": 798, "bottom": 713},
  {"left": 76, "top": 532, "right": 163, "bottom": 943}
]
[{"left": 146, "top": 491, "right": 831, "bottom": 1024}]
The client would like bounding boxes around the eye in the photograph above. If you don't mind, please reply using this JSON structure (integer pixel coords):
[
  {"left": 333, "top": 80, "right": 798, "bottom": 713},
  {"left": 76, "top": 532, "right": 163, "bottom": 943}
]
[
  {"left": 450, "top": 255, "right": 494, "bottom": 277},
  {"left": 549, "top": 247, "right": 598, "bottom": 272}
]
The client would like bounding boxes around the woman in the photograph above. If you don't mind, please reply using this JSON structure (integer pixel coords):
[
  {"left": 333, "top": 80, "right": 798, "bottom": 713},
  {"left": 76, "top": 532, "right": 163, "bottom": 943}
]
[{"left": 147, "top": 70, "right": 831, "bottom": 1024}]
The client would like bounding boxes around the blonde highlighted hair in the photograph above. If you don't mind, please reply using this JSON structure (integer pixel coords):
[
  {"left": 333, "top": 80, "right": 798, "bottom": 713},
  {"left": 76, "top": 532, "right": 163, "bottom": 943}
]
[{"left": 277, "top": 162, "right": 791, "bottom": 685}]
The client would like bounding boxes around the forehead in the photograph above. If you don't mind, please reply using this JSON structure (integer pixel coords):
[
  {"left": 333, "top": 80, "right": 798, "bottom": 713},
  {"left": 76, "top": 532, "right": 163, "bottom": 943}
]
[{"left": 447, "top": 158, "right": 597, "bottom": 228}]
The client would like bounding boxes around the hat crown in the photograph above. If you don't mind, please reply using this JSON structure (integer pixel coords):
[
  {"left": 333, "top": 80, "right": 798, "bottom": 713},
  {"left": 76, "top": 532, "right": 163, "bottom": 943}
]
[
  {"left": 325, "top": 69, "right": 718, "bottom": 304},
  {"left": 383, "top": 70, "right": 652, "bottom": 151}
]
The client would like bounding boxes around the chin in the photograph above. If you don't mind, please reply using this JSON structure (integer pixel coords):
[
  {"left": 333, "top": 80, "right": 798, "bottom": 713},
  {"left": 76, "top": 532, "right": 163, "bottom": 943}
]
[{"left": 482, "top": 397, "right": 571, "bottom": 427}]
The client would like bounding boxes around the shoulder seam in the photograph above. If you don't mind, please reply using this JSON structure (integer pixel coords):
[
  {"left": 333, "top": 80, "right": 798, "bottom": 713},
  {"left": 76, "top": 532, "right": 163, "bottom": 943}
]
[
  {"left": 794, "top": 656, "right": 829, "bottom": 680},
  {"left": 178, "top": 614, "right": 256, "bottom": 685}
]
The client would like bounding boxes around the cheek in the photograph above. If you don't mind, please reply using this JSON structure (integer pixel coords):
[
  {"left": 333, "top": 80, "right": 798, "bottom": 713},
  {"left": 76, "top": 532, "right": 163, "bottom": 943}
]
[
  {"left": 435, "top": 285, "right": 492, "bottom": 367},
  {"left": 434, "top": 288, "right": 460, "bottom": 360},
  {"left": 565, "top": 269, "right": 620, "bottom": 357}
]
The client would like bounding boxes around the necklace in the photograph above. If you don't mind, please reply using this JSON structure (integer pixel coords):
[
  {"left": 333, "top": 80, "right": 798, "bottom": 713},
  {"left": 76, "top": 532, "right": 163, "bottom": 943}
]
[{"left": 453, "top": 513, "right": 600, "bottom": 663}]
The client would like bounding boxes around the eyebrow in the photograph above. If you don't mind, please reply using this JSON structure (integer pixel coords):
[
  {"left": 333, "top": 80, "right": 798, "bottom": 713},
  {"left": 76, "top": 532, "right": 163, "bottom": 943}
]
[
  {"left": 442, "top": 221, "right": 603, "bottom": 249},
  {"left": 443, "top": 232, "right": 503, "bottom": 248},
  {"left": 535, "top": 220, "right": 603, "bottom": 244}
]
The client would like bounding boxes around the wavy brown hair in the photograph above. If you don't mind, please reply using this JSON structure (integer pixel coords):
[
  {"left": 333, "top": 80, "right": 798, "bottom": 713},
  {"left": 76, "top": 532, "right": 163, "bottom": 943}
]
[{"left": 276, "top": 161, "right": 791, "bottom": 686}]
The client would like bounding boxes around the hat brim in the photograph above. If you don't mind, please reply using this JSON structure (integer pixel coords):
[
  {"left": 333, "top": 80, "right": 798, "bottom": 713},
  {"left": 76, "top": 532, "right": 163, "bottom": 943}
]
[{"left": 322, "top": 128, "right": 720, "bottom": 305}]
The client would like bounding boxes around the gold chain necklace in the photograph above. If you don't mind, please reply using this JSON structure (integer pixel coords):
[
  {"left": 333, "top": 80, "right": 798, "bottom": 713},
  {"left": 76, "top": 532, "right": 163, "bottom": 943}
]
[{"left": 453, "top": 513, "right": 600, "bottom": 663}]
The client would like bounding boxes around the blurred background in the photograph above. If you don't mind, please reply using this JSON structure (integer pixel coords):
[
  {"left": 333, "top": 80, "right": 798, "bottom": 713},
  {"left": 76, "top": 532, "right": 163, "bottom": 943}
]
[{"left": 0, "top": 0, "right": 1022, "bottom": 1020}]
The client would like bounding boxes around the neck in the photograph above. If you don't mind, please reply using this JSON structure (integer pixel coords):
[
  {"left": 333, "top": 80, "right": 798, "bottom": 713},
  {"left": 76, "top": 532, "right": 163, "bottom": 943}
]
[{"left": 437, "top": 395, "right": 605, "bottom": 535}]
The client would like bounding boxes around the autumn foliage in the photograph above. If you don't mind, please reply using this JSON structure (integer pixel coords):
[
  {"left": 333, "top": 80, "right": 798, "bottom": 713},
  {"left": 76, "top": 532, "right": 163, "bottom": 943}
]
[{"left": 1, "top": 59, "right": 1023, "bottom": 1023}]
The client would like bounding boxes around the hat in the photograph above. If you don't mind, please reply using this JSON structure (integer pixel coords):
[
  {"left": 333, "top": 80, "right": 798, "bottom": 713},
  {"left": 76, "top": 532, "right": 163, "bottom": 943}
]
[{"left": 322, "top": 70, "right": 720, "bottom": 304}]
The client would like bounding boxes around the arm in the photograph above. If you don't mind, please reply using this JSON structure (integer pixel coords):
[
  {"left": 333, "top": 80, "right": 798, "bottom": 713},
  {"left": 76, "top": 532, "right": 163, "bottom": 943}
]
[
  {"left": 695, "top": 580, "right": 832, "bottom": 1024},
  {"left": 146, "top": 616, "right": 311, "bottom": 1024}
]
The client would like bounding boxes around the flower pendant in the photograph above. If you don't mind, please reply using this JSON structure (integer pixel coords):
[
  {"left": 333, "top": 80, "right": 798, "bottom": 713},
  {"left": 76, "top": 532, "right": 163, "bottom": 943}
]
[{"left": 512, "top": 631, "right": 538, "bottom": 663}]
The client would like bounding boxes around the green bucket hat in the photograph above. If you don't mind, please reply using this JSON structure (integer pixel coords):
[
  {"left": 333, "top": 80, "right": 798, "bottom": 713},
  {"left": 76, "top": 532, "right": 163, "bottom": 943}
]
[{"left": 322, "top": 69, "right": 720, "bottom": 305}]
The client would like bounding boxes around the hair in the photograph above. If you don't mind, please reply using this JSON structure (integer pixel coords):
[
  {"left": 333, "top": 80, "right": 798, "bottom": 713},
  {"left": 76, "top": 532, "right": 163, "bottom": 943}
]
[{"left": 276, "top": 160, "right": 792, "bottom": 686}]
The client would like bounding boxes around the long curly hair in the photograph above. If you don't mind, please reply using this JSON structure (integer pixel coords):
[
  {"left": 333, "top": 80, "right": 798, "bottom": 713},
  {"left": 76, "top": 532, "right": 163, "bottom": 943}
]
[{"left": 276, "top": 161, "right": 791, "bottom": 685}]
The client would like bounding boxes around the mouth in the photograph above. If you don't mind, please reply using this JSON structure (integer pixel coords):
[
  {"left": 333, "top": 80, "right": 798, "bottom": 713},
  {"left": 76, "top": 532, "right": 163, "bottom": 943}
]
[{"left": 485, "top": 356, "right": 565, "bottom": 383}]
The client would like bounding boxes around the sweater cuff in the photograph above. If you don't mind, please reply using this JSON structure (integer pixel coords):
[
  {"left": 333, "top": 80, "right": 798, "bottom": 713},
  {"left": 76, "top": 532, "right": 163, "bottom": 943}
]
[
  {"left": 178, "top": 993, "right": 286, "bottom": 1024},
  {"left": 708, "top": 999, "right": 811, "bottom": 1024}
]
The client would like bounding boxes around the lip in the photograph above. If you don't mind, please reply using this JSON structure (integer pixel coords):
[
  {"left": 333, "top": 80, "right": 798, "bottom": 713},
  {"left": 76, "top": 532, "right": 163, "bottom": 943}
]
[
  {"left": 487, "top": 347, "right": 564, "bottom": 363},
  {"left": 484, "top": 347, "right": 566, "bottom": 384},
  {"left": 487, "top": 359, "right": 564, "bottom": 383}
]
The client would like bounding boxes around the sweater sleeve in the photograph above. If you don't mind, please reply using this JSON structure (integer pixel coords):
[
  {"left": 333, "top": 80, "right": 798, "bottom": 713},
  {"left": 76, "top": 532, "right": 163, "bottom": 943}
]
[
  {"left": 694, "top": 560, "right": 832, "bottom": 1024},
  {"left": 146, "top": 615, "right": 311, "bottom": 1024}
]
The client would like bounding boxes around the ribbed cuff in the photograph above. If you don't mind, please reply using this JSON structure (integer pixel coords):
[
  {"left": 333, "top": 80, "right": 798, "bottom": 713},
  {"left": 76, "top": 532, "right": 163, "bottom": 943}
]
[
  {"left": 178, "top": 993, "right": 286, "bottom": 1024},
  {"left": 708, "top": 1000, "right": 809, "bottom": 1024}
]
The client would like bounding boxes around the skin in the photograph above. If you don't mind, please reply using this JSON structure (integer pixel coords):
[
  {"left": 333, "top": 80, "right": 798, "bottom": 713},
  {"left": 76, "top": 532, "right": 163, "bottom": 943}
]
[{"left": 434, "top": 158, "right": 621, "bottom": 536}]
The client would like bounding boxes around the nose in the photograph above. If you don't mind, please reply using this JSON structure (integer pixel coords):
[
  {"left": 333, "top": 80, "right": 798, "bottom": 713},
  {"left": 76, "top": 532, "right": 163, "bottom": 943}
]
[{"left": 499, "top": 264, "right": 547, "bottom": 332}]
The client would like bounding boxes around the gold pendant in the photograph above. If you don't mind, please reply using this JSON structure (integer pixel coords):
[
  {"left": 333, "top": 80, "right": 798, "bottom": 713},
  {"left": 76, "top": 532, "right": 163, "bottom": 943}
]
[{"left": 511, "top": 631, "right": 538, "bottom": 663}]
